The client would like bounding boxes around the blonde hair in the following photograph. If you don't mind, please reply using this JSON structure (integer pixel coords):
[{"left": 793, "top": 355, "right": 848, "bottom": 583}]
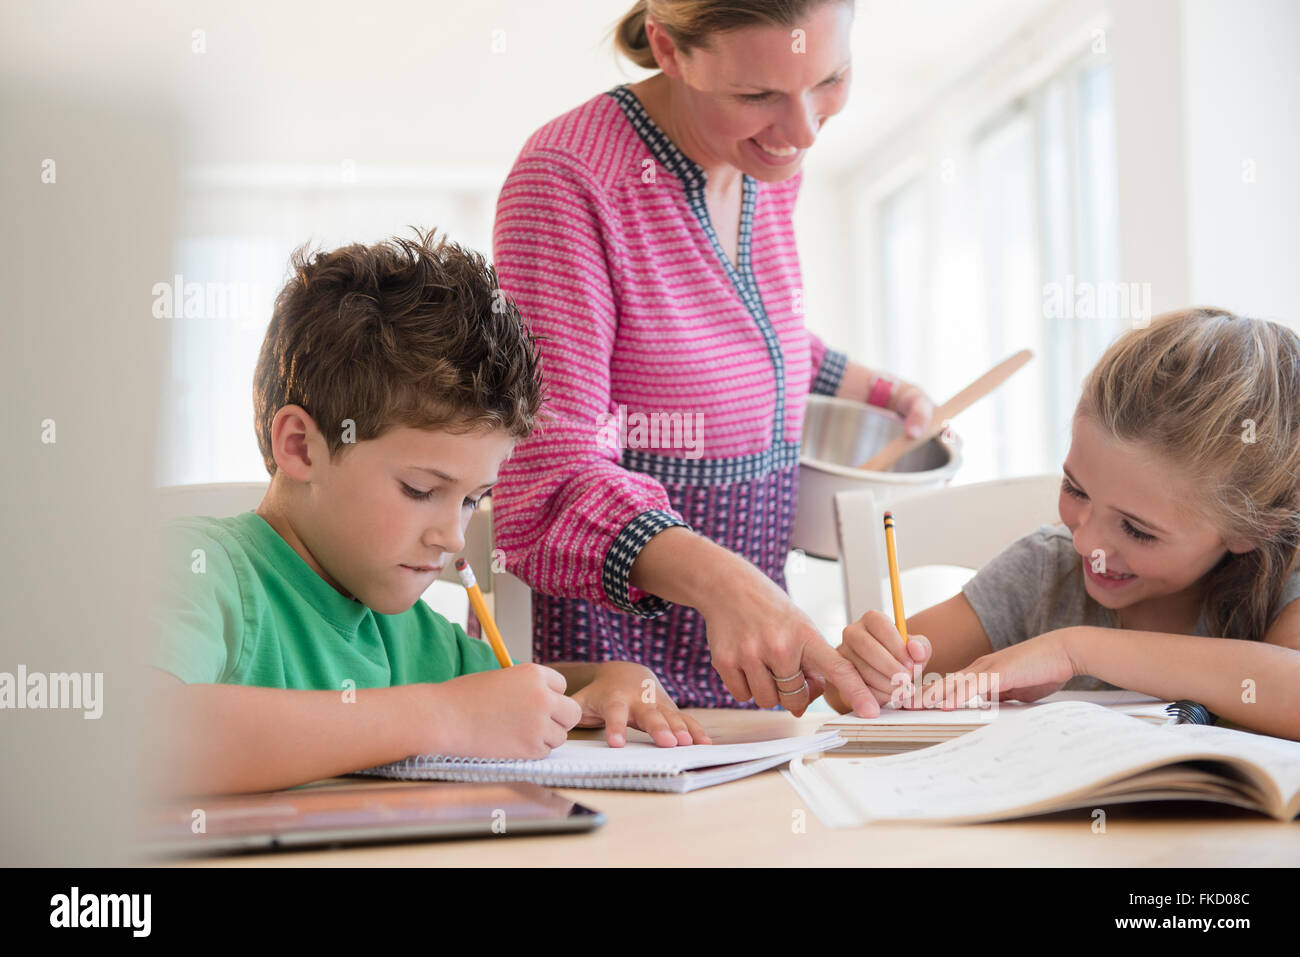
[
  {"left": 1070, "top": 307, "right": 1300, "bottom": 642},
  {"left": 613, "top": 0, "right": 853, "bottom": 70}
]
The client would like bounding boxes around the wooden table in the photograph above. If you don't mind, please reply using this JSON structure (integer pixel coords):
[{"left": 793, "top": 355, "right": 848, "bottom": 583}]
[{"left": 184, "top": 708, "right": 1300, "bottom": 867}]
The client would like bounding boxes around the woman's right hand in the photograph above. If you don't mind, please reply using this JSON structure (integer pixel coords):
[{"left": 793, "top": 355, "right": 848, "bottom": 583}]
[
  {"left": 695, "top": 557, "right": 880, "bottom": 718},
  {"left": 836, "top": 610, "right": 933, "bottom": 709}
]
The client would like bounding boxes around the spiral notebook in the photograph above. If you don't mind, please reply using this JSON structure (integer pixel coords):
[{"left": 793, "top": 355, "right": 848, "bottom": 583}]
[{"left": 353, "top": 732, "right": 845, "bottom": 793}]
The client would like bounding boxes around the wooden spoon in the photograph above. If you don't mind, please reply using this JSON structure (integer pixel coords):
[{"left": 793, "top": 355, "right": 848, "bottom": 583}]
[{"left": 855, "top": 349, "right": 1035, "bottom": 472}]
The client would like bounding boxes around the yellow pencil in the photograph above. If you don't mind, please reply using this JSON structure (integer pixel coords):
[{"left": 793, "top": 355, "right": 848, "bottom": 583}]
[
  {"left": 883, "top": 511, "right": 909, "bottom": 644},
  {"left": 455, "top": 557, "right": 514, "bottom": 668}
]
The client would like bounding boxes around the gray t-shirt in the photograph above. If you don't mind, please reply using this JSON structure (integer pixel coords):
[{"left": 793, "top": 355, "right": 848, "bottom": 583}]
[{"left": 961, "top": 523, "right": 1300, "bottom": 691}]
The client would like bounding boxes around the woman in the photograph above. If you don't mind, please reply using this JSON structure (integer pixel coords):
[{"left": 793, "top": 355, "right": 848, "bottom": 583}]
[{"left": 490, "top": 0, "right": 934, "bottom": 717}]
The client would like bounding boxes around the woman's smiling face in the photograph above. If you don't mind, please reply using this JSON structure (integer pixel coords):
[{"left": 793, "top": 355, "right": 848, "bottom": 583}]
[
  {"left": 647, "top": 1, "right": 854, "bottom": 181},
  {"left": 1058, "top": 411, "right": 1251, "bottom": 613}
]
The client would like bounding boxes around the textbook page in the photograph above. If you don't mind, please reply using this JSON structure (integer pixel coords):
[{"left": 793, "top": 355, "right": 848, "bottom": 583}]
[{"left": 804, "top": 701, "right": 1300, "bottom": 823}]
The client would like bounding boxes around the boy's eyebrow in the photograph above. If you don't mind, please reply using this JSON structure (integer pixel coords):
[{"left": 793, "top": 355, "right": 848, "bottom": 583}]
[
  {"left": 409, "top": 466, "right": 497, "bottom": 490},
  {"left": 1063, "top": 466, "right": 1166, "bottom": 534}
]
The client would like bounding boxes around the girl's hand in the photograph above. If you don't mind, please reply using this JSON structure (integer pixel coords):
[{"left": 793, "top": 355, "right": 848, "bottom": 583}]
[
  {"left": 932, "top": 630, "right": 1083, "bottom": 708},
  {"left": 837, "top": 610, "right": 933, "bottom": 708},
  {"left": 570, "top": 661, "right": 712, "bottom": 748},
  {"left": 890, "top": 383, "right": 936, "bottom": 440}
]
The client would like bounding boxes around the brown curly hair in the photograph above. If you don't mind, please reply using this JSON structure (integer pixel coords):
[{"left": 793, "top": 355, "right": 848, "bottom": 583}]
[{"left": 253, "top": 228, "right": 545, "bottom": 476}]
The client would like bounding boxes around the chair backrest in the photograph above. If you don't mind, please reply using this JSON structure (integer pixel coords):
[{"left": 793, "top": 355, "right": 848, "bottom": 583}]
[
  {"left": 491, "top": 565, "right": 534, "bottom": 665},
  {"left": 834, "top": 474, "right": 1063, "bottom": 623}
]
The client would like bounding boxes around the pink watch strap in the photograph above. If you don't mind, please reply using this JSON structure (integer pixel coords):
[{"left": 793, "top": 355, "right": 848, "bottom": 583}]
[{"left": 866, "top": 375, "right": 896, "bottom": 408}]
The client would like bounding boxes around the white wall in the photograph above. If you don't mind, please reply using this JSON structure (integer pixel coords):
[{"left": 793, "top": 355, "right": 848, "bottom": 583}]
[
  {"left": 1109, "top": 0, "right": 1300, "bottom": 326},
  {"left": 1182, "top": 0, "right": 1300, "bottom": 325},
  {"left": 0, "top": 86, "right": 170, "bottom": 864},
  {"left": 1109, "top": 0, "right": 1191, "bottom": 313}
]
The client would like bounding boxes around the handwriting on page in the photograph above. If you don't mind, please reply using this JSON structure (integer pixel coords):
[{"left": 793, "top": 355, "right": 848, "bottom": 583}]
[
  {"left": 1172, "top": 723, "right": 1300, "bottom": 798},
  {"left": 818, "top": 701, "right": 1300, "bottom": 821}
]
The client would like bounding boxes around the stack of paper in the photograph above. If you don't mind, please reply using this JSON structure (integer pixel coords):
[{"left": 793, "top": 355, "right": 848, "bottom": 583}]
[{"left": 818, "top": 690, "right": 1174, "bottom": 753}]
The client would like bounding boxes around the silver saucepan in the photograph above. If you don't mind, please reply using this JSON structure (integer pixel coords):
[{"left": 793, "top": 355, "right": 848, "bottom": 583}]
[{"left": 792, "top": 396, "right": 963, "bottom": 559}]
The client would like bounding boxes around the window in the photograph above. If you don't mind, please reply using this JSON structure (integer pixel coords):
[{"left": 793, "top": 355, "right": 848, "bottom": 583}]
[
  {"left": 873, "top": 52, "right": 1119, "bottom": 482},
  {"left": 158, "top": 170, "right": 499, "bottom": 486},
  {"left": 878, "top": 180, "right": 926, "bottom": 383}
]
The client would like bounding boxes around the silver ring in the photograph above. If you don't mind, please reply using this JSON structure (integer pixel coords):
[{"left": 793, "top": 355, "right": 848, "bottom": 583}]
[
  {"left": 777, "top": 680, "right": 809, "bottom": 697},
  {"left": 771, "top": 669, "right": 804, "bottom": 683}
]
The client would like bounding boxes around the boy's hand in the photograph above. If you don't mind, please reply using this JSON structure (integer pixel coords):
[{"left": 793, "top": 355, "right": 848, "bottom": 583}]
[
  {"left": 423, "top": 663, "right": 583, "bottom": 759},
  {"left": 837, "top": 610, "right": 932, "bottom": 708},
  {"left": 570, "top": 661, "right": 712, "bottom": 748}
]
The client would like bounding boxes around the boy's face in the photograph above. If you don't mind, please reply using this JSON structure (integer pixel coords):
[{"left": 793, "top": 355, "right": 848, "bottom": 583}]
[
  {"left": 1058, "top": 412, "right": 1250, "bottom": 615},
  {"left": 280, "top": 416, "right": 515, "bottom": 615}
]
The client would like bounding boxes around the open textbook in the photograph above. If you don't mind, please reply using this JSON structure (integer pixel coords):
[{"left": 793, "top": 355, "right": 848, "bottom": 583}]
[
  {"left": 818, "top": 690, "right": 1176, "bottom": 753},
  {"left": 789, "top": 701, "right": 1300, "bottom": 825},
  {"left": 354, "top": 732, "right": 845, "bottom": 793}
]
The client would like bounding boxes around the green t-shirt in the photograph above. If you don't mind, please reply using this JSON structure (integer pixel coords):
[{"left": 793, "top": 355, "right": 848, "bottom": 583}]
[{"left": 152, "top": 511, "right": 499, "bottom": 689}]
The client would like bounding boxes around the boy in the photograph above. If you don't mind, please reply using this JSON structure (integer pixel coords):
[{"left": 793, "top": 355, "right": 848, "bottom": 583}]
[{"left": 148, "top": 230, "right": 710, "bottom": 796}]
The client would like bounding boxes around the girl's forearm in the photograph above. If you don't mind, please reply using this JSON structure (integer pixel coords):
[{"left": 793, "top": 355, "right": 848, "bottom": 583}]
[{"left": 1068, "top": 626, "right": 1300, "bottom": 739}]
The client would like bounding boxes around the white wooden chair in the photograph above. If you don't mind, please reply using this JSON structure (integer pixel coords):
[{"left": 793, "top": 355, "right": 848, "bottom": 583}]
[
  {"left": 154, "top": 483, "right": 534, "bottom": 663},
  {"left": 833, "top": 475, "right": 1063, "bottom": 624}
]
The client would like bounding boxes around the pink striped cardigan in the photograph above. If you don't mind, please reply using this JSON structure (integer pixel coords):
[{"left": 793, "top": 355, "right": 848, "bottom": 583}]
[{"left": 490, "top": 85, "right": 847, "bottom": 707}]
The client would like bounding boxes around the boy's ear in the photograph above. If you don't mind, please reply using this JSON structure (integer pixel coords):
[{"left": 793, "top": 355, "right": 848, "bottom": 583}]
[{"left": 269, "top": 405, "right": 323, "bottom": 481}]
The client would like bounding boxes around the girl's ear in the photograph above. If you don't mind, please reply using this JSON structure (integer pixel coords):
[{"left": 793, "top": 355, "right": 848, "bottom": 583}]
[{"left": 1224, "top": 536, "right": 1257, "bottom": 555}]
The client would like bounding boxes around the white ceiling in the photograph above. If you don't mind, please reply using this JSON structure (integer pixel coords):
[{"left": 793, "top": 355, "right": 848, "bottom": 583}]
[{"left": 1, "top": 0, "right": 1058, "bottom": 171}]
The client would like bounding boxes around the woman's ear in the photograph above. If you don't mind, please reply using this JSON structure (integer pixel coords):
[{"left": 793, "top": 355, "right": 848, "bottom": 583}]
[{"left": 644, "top": 16, "right": 683, "bottom": 77}]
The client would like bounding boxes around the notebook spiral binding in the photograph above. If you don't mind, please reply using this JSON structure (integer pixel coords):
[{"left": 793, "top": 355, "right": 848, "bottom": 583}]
[
  {"left": 1165, "top": 700, "right": 1215, "bottom": 725},
  {"left": 351, "top": 756, "right": 682, "bottom": 792}
]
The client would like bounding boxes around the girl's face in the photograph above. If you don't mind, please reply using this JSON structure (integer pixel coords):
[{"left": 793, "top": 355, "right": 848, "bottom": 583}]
[
  {"left": 649, "top": 1, "right": 854, "bottom": 182},
  {"left": 1058, "top": 412, "right": 1251, "bottom": 612}
]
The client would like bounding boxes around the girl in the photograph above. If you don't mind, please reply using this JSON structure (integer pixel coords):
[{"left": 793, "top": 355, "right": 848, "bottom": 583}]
[{"left": 826, "top": 308, "right": 1300, "bottom": 740}]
